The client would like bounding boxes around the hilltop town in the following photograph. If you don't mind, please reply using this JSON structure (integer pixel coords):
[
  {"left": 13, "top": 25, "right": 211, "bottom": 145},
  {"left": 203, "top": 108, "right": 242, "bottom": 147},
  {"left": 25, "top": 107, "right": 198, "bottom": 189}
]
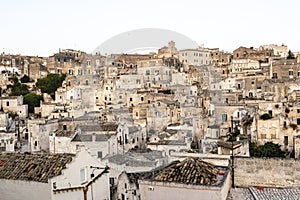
[{"left": 1, "top": 42, "right": 300, "bottom": 199}]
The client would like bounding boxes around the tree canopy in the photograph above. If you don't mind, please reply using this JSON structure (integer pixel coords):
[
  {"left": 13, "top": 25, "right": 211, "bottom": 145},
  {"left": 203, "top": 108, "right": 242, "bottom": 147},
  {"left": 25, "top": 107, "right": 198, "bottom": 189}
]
[
  {"left": 287, "top": 50, "right": 295, "bottom": 59},
  {"left": 36, "top": 74, "right": 66, "bottom": 99},
  {"left": 8, "top": 77, "right": 29, "bottom": 96},
  {"left": 20, "top": 75, "right": 31, "bottom": 83},
  {"left": 260, "top": 113, "right": 272, "bottom": 120},
  {"left": 23, "top": 93, "right": 43, "bottom": 113},
  {"left": 250, "top": 142, "right": 285, "bottom": 158}
]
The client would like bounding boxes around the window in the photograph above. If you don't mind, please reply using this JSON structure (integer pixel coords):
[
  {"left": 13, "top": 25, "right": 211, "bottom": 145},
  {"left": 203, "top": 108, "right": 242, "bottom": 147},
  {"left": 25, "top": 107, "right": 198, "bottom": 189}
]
[
  {"left": 146, "top": 70, "right": 150, "bottom": 75},
  {"left": 271, "top": 134, "right": 276, "bottom": 139},
  {"left": 109, "top": 177, "right": 115, "bottom": 185},
  {"left": 119, "top": 136, "right": 122, "bottom": 145},
  {"left": 130, "top": 98, "right": 133, "bottom": 101},
  {"left": 63, "top": 125, "right": 67, "bottom": 130},
  {"left": 289, "top": 70, "right": 294, "bottom": 76},
  {"left": 221, "top": 114, "right": 228, "bottom": 122},
  {"left": 141, "top": 97, "right": 144, "bottom": 101},
  {"left": 268, "top": 110, "right": 273, "bottom": 117},
  {"left": 85, "top": 80, "right": 88, "bottom": 85},
  {"left": 6, "top": 102, "right": 9, "bottom": 106},
  {"left": 136, "top": 112, "right": 138, "bottom": 117},
  {"left": 97, "top": 151, "right": 103, "bottom": 159},
  {"left": 273, "top": 73, "right": 277, "bottom": 79},
  {"left": 80, "top": 168, "right": 86, "bottom": 182},
  {"left": 216, "top": 131, "right": 219, "bottom": 138},
  {"left": 298, "top": 71, "right": 300, "bottom": 77},
  {"left": 53, "top": 182, "right": 57, "bottom": 189},
  {"left": 284, "top": 136, "right": 288, "bottom": 146},
  {"left": 261, "top": 134, "right": 266, "bottom": 139},
  {"left": 125, "top": 134, "right": 128, "bottom": 144}
]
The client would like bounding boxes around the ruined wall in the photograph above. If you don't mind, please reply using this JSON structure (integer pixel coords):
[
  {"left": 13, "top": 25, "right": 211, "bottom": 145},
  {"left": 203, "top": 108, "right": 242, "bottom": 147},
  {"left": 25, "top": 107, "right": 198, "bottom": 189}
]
[{"left": 234, "top": 157, "right": 300, "bottom": 187}]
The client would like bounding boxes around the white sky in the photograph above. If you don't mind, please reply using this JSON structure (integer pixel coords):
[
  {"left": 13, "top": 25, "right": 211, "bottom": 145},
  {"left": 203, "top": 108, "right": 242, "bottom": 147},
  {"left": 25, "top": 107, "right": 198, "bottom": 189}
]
[{"left": 1, "top": 0, "right": 299, "bottom": 56}]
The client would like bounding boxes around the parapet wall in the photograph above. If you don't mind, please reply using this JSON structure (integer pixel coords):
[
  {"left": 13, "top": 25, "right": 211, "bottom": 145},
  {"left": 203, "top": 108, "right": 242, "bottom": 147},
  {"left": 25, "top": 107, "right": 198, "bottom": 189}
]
[{"left": 234, "top": 157, "right": 300, "bottom": 187}]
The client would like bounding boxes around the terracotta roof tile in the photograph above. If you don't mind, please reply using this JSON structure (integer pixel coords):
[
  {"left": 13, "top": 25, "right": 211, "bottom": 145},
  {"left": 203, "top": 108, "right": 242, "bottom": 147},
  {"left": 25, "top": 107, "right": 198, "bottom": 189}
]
[
  {"left": 0, "top": 153, "right": 74, "bottom": 183},
  {"left": 154, "top": 157, "right": 219, "bottom": 185}
]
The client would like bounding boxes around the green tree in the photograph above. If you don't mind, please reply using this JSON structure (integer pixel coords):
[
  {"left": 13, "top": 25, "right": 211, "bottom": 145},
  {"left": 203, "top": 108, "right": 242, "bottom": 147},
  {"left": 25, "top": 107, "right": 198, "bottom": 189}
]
[
  {"left": 8, "top": 77, "right": 29, "bottom": 96},
  {"left": 36, "top": 74, "right": 66, "bottom": 99},
  {"left": 260, "top": 113, "right": 272, "bottom": 120},
  {"left": 23, "top": 93, "right": 43, "bottom": 113},
  {"left": 287, "top": 50, "right": 295, "bottom": 59},
  {"left": 20, "top": 75, "right": 30, "bottom": 83},
  {"left": 227, "top": 128, "right": 240, "bottom": 142},
  {"left": 250, "top": 142, "right": 285, "bottom": 158}
]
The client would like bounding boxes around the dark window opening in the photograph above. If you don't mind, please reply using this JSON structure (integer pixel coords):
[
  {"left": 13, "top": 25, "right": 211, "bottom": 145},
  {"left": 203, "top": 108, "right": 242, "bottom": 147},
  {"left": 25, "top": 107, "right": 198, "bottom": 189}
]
[{"left": 284, "top": 136, "right": 288, "bottom": 146}]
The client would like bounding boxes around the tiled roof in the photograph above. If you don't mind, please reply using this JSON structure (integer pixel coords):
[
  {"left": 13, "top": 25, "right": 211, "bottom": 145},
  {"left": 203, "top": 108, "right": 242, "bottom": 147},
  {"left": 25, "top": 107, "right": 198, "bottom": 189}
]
[
  {"left": 0, "top": 153, "right": 74, "bottom": 183},
  {"left": 105, "top": 150, "right": 164, "bottom": 167},
  {"left": 154, "top": 157, "right": 219, "bottom": 185},
  {"left": 72, "top": 133, "right": 111, "bottom": 142},
  {"left": 78, "top": 123, "right": 118, "bottom": 132},
  {"left": 217, "top": 141, "right": 242, "bottom": 149},
  {"left": 127, "top": 172, "right": 154, "bottom": 187},
  {"left": 148, "top": 140, "right": 186, "bottom": 146},
  {"left": 54, "top": 130, "right": 74, "bottom": 137}
]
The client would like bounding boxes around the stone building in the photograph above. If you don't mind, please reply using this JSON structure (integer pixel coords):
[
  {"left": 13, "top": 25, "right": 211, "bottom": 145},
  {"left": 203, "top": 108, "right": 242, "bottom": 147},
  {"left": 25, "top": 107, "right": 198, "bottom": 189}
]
[
  {"left": 228, "top": 58, "right": 261, "bottom": 77},
  {"left": 209, "top": 48, "right": 232, "bottom": 68},
  {"left": 270, "top": 58, "right": 300, "bottom": 80},
  {"left": 46, "top": 49, "right": 86, "bottom": 75},
  {"left": 179, "top": 47, "right": 212, "bottom": 66},
  {"left": 260, "top": 44, "right": 288, "bottom": 58},
  {"left": 27, "top": 118, "right": 59, "bottom": 152},
  {"left": 0, "top": 96, "right": 28, "bottom": 118},
  {"left": 233, "top": 46, "right": 272, "bottom": 60}
]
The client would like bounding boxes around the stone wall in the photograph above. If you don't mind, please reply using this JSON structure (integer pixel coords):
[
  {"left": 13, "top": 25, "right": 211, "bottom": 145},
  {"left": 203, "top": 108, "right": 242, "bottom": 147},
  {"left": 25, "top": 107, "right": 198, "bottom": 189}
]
[{"left": 234, "top": 157, "right": 300, "bottom": 187}]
